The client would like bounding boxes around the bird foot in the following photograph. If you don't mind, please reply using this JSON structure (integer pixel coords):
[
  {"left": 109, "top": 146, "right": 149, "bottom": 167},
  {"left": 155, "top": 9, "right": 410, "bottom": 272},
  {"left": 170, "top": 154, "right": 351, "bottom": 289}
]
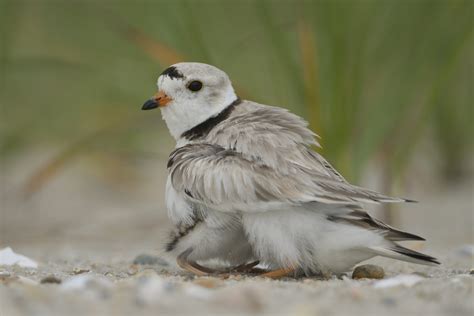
[
  {"left": 176, "top": 249, "right": 216, "bottom": 276},
  {"left": 258, "top": 267, "right": 296, "bottom": 279},
  {"left": 177, "top": 250, "right": 264, "bottom": 278}
]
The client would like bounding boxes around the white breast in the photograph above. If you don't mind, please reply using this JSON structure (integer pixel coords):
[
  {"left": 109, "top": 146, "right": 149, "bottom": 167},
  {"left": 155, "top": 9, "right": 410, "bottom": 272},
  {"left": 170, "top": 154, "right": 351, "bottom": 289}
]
[{"left": 165, "top": 176, "right": 195, "bottom": 226}]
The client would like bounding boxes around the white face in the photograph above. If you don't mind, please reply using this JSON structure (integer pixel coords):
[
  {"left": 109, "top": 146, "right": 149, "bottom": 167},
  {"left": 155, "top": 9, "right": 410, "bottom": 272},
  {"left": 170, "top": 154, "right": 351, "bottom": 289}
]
[{"left": 147, "top": 62, "right": 237, "bottom": 140}]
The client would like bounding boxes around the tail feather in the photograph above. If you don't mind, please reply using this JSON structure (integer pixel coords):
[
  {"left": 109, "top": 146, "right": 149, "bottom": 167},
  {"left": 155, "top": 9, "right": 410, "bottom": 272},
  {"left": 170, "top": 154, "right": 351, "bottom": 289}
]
[
  {"left": 369, "top": 244, "right": 440, "bottom": 266},
  {"left": 329, "top": 210, "right": 426, "bottom": 241},
  {"left": 391, "top": 245, "right": 440, "bottom": 265},
  {"left": 385, "top": 229, "right": 425, "bottom": 241},
  {"left": 370, "top": 216, "right": 425, "bottom": 241}
]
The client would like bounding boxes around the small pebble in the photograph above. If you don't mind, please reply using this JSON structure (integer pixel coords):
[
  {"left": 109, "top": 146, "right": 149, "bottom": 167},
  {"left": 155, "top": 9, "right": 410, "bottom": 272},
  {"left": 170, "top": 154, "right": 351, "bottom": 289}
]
[
  {"left": 127, "top": 264, "right": 139, "bottom": 275},
  {"left": 133, "top": 254, "right": 168, "bottom": 266},
  {"left": 352, "top": 264, "right": 385, "bottom": 280},
  {"left": 40, "top": 275, "right": 62, "bottom": 284},
  {"left": 470, "top": 269, "right": 474, "bottom": 275},
  {"left": 72, "top": 268, "right": 90, "bottom": 275}
]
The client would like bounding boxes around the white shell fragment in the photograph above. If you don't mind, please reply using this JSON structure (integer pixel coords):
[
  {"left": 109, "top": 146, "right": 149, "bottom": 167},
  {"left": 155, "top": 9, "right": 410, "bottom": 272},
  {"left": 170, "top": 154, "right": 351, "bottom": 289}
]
[
  {"left": 0, "top": 247, "right": 38, "bottom": 268},
  {"left": 373, "top": 274, "right": 424, "bottom": 289}
]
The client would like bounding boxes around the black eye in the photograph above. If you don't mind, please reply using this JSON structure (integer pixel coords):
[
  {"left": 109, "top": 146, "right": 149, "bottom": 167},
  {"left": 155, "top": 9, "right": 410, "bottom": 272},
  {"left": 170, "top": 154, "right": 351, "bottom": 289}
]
[{"left": 187, "top": 80, "right": 203, "bottom": 92}]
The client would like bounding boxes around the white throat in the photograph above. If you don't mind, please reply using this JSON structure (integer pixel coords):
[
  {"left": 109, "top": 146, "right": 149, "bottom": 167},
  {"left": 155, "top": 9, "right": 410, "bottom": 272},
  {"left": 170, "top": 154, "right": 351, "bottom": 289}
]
[{"left": 160, "top": 87, "right": 237, "bottom": 141}]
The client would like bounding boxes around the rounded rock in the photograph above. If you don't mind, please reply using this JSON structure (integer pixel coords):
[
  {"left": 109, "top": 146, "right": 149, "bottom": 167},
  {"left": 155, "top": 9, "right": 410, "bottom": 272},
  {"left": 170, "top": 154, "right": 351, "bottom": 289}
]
[
  {"left": 40, "top": 275, "right": 62, "bottom": 284},
  {"left": 352, "top": 264, "right": 385, "bottom": 280}
]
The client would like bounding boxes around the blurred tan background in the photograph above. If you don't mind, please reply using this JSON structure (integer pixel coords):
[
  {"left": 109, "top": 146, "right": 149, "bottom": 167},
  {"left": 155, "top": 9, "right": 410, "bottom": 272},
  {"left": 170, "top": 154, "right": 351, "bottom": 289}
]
[{"left": 1, "top": 0, "right": 473, "bottom": 261}]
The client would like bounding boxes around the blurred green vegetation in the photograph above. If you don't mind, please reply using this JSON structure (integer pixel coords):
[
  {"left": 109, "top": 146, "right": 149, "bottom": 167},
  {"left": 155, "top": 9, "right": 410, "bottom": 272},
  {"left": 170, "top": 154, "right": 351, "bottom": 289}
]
[{"left": 1, "top": 0, "right": 472, "bottom": 193}]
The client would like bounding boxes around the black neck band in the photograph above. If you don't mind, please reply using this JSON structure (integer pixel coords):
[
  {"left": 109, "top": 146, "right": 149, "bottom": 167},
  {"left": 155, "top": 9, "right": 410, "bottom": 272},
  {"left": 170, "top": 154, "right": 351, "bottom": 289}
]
[{"left": 181, "top": 98, "right": 241, "bottom": 140}]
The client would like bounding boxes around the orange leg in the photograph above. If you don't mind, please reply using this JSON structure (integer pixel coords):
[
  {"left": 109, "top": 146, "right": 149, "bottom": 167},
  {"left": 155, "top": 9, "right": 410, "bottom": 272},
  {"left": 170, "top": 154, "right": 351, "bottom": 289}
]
[
  {"left": 259, "top": 267, "right": 296, "bottom": 279},
  {"left": 231, "top": 261, "right": 260, "bottom": 273},
  {"left": 177, "top": 249, "right": 215, "bottom": 276}
]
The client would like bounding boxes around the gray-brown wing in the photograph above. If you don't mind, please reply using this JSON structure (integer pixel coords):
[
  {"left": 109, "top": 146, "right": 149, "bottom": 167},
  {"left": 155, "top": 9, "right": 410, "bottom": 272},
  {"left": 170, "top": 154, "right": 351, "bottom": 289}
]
[
  {"left": 204, "top": 101, "right": 347, "bottom": 183},
  {"left": 167, "top": 143, "right": 408, "bottom": 213}
]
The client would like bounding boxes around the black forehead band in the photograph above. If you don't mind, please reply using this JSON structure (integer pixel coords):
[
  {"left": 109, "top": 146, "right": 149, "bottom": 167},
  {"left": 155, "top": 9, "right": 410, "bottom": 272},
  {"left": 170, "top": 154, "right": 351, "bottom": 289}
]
[{"left": 160, "top": 66, "right": 184, "bottom": 79}]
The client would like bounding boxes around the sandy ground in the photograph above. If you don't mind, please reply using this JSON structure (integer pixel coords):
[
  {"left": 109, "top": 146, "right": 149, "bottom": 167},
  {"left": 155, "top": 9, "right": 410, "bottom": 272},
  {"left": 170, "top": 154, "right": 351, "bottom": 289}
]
[
  {"left": 1, "top": 251, "right": 473, "bottom": 316},
  {"left": 1, "top": 151, "right": 473, "bottom": 315}
]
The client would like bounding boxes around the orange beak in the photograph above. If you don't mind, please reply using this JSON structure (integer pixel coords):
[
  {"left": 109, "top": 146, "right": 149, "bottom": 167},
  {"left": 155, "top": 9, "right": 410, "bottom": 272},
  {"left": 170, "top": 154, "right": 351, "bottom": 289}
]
[{"left": 142, "top": 90, "right": 172, "bottom": 110}]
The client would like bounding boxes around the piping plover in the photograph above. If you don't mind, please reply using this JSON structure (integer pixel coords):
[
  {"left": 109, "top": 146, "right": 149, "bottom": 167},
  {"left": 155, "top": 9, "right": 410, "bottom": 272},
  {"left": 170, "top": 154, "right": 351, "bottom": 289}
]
[
  {"left": 142, "top": 62, "right": 439, "bottom": 277},
  {"left": 143, "top": 64, "right": 255, "bottom": 275}
]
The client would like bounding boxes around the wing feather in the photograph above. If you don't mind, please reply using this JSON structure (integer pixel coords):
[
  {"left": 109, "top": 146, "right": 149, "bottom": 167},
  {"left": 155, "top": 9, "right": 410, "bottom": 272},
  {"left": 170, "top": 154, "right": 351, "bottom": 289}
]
[{"left": 168, "top": 143, "right": 406, "bottom": 213}]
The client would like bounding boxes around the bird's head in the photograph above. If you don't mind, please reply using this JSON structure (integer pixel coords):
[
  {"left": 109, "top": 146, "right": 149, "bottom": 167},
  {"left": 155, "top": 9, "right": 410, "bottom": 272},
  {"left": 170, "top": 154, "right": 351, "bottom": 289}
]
[{"left": 142, "top": 62, "right": 237, "bottom": 140}]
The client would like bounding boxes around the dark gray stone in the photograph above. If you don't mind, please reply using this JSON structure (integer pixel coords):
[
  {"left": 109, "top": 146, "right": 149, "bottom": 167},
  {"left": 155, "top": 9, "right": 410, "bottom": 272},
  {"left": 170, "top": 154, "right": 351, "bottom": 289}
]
[
  {"left": 133, "top": 254, "right": 168, "bottom": 266},
  {"left": 40, "top": 275, "right": 62, "bottom": 284}
]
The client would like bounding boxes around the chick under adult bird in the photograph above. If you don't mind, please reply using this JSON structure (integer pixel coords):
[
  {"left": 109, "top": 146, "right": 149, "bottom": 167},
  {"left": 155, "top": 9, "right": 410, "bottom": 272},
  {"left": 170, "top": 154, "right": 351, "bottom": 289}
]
[{"left": 142, "top": 62, "right": 439, "bottom": 278}]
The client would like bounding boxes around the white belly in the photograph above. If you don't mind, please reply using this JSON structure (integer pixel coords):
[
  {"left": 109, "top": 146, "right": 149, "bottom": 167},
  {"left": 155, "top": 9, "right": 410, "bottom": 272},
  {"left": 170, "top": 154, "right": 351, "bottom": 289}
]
[{"left": 242, "top": 207, "right": 382, "bottom": 274}]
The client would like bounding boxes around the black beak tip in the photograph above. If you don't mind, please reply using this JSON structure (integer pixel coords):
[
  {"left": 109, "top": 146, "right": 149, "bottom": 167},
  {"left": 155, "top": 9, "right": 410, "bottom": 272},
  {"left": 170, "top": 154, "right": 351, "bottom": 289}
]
[{"left": 142, "top": 99, "right": 158, "bottom": 110}]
